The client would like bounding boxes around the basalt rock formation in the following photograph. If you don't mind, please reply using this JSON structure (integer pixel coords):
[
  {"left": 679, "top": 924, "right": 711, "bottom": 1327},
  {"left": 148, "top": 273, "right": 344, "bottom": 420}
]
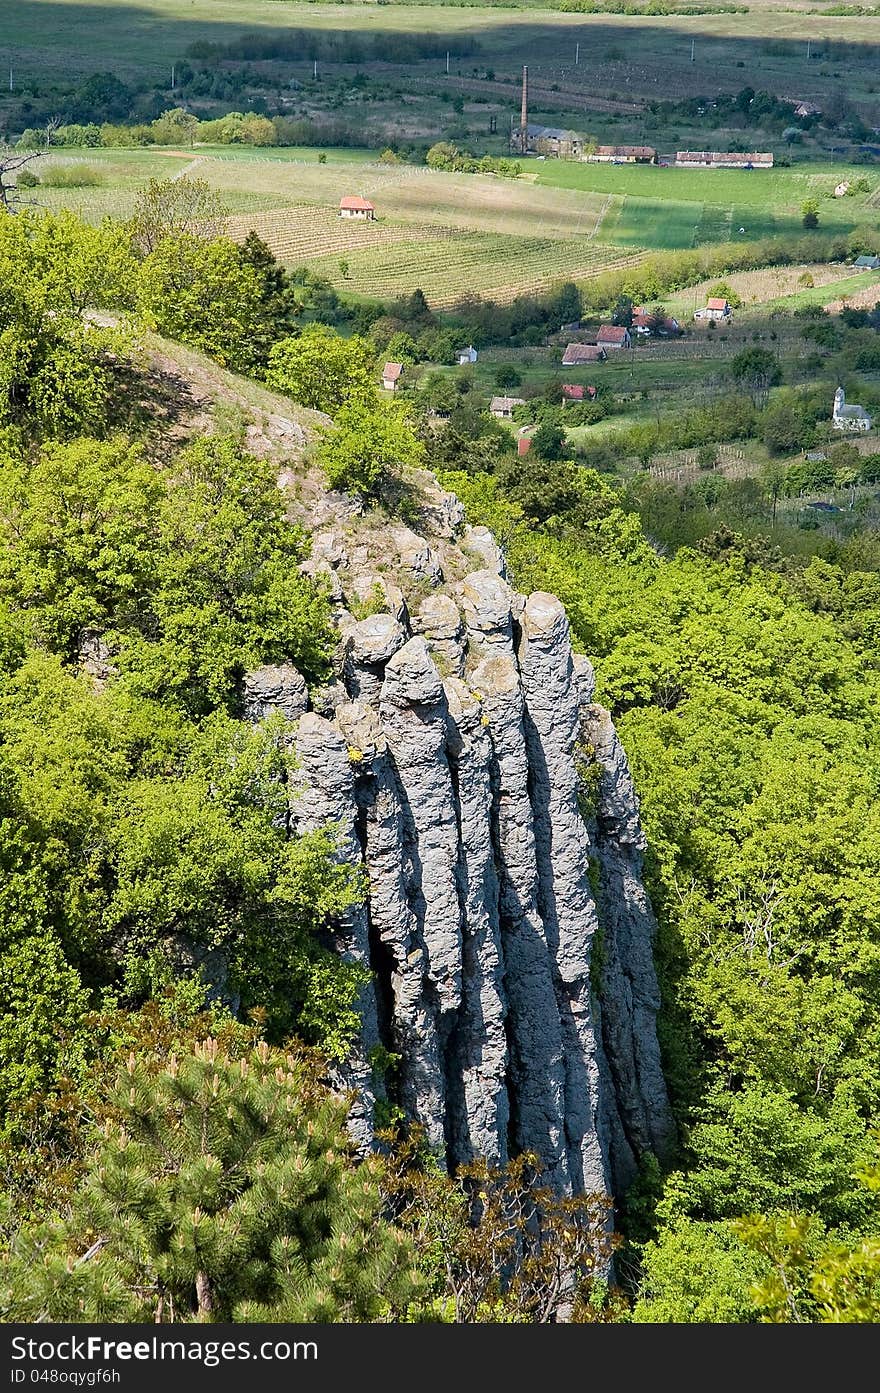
[{"left": 246, "top": 500, "right": 675, "bottom": 1199}]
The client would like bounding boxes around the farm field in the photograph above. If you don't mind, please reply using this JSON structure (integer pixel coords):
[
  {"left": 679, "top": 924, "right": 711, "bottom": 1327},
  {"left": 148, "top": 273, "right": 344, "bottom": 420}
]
[
  {"left": 663, "top": 263, "right": 880, "bottom": 316},
  {"left": 5, "top": 2, "right": 880, "bottom": 93},
  {"left": 28, "top": 145, "right": 645, "bottom": 303},
  {"left": 26, "top": 139, "right": 880, "bottom": 303}
]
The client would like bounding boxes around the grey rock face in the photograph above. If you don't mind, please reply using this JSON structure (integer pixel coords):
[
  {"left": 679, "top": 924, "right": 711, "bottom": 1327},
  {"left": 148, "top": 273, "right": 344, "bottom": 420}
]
[
  {"left": 471, "top": 651, "right": 570, "bottom": 1187},
  {"left": 78, "top": 629, "right": 116, "bottom": 686},
  {"left": 443, "top": 677, "right": 509, "bottom": 1166},
  {"left": 462, "top": 524, "right": 507, "bottom": 577},
  {"left": 518, "top": 593, "right": 605, "bottom": 1193},
  {"left": 392, "top": 528, "right": 444, "bottom": 586},
  {"left": 289, "top": 713, "right": 381, "bottom": 1153},
  {"left": 414, "top": 594, "right": 466, "bottom": 677},
  {"left": 243, "top": 663, "right": 308, "bottom": 724},
  {"left": 344, "top": 613, "right": 407, "bottom": 704},
  {"left": 419, "top": 483, "right": 466, "bottom": 539},
  {"left": 250, "top": 530, "right": 672, "bottom": 1199},
  {"left": 458, "top": 570, "right": 515, "bottom": 656},
  {"left": 349, "top": 573, "right": 409, "bottom": 626}
]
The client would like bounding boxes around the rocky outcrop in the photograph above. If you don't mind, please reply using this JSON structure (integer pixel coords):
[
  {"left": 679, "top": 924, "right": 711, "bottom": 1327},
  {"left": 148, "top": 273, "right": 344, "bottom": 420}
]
[
  {"left": 243, "top": 663, "right": 309, "bottom": 724},
  {"left": 244, "top": 531, "right": 674, "bottom": 1200}
]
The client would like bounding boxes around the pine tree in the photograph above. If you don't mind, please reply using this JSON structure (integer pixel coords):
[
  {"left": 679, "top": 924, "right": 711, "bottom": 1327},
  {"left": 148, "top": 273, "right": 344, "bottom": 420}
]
[{"left": 1, "top": 1039, "right": 418, "bottom": 1322}]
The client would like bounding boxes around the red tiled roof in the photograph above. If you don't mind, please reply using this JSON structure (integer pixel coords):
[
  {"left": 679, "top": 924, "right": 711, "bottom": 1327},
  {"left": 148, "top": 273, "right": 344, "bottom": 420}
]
[
  {"left": 562, "top": 344, "right": 604, "bottom": 365},
  {"left": 382, "top": 362, "right": 402, "bottom": 381},
  {"left": 706, "top": 297, "right": 729, "bottom": 311},
  {"left": 340, "top": 195, "right": 375, "bottom": 211},
  {"left": 562, "top": 384, "right": 585, "bottom": 400},
  {"left": 597, "top": 325, "right": 629, "bottom": 344}
]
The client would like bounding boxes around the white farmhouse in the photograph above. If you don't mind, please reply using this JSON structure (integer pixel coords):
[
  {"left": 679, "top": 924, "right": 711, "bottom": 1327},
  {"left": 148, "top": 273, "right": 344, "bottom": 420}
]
[{"left": 832, "top": 386, "right": 872, "bottom": 433}]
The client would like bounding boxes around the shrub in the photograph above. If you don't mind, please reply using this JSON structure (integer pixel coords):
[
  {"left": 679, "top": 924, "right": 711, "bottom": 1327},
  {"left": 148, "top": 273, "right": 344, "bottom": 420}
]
[{"left": 40, "top": 164, "right": 103, "bottom": 188}]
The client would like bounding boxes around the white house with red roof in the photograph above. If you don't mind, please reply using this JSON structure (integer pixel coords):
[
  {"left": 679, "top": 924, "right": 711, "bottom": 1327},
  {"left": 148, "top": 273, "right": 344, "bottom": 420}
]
[
  {"left": 694, "top": 297, "right": 732, "bottom": 322},
  {"left": 339, "top": 196, "right": 375, "bottom": 220},
  {"left": 382, "top": 362, "right": 403, "bottom": 391}
]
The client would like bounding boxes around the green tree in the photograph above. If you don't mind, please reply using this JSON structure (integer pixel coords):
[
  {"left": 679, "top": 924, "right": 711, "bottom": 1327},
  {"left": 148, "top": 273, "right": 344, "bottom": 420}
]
[
  {"left": 1, "top": 1039, "right": 417, "bottom": 1322},
  {"left": 530, "top": 418, "right": 566, "bottom": 462},
  {"left": 137, "top": 234, "right": 271, "bottom": 371},
  {"left": 734, "top": 1145, "right": 880, "bottom": 1322},
  {"left": 316, "top": 399, "right": 424, "bottom": 496},
  {"left": 0, "top": 208, "right": 132, "bottom": 437},
  {"left": 494, "top": 364, "right": 522, "bottom": 391},
  {"left": 801, "top": 198, "right": 821, "bottom": 229},
  {"left": 731, "top": 346, "right": 782, "bottom": 407},
  {"left": 130, "top": 176, "right": 227, "bottom": 256},
  {"left": 151, "top": 107, "right": 199, "bottom": 148},
  {"left": 266, "top": 325, "right": 375, "bottom": 413}
]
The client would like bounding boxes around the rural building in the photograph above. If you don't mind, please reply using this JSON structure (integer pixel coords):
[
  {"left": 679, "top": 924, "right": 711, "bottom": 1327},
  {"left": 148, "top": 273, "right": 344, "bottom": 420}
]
[
  {"left": 597, "top": 325, "right": 631, "bottom": 351},
  {"left": 457, "top": 345, "right": 478, "bottom": 365},
  {"left": 853, "top": 254, "right": 880, "bottom": 270},
  {"left": 562, "top": 343, "right": 606, "bottom": 365},
  {"left": 793, "top": 101, "right": 821, "bottom": 119},
  {"left": 511, "top": 123, "right": 585, "bottom": 159},
  {"left": 382, "top": 362, "right": 403, "bottom": 391},
  {"left": 694, "top": 297, "right": 732, "bottom": 322},
  {"left": 339, "top": 196, "right": 375, "bottom": 220},
  {"left": 674, "top": 151, "right": 773, "bottom": 169},
  {"left": 832, "top": 385, "right": 872, "bottom": 433},
  {"left": 490, "top": 395, "right": 526, "bottom": 419},
  {"left": 632, "top": 307, "right": 682, "bottom": 336},
  {"left": 562, "top": 384, "right": 598, "bottom": 403},
  {"left": 589, "top": 145, "right": 657, "bottom": 164},
  {"left": 517, "top": 426, "right": 533, "bottom": 456},
  {"left": 835, "top": 181, "right": 851, "bottom": 197}
]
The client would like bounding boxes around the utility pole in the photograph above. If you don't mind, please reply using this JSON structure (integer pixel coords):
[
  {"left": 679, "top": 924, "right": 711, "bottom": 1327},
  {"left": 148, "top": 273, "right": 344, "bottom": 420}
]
[
  {"left": 575, "top": 42, "right": 580, "bottom": 65},
  {"left": 690, "top": 38, "right": 695, "bottom": 63},
  {"left": 8, "top": 67, "right": 12, "bottom": 92},
  {"left": 446, "top": 51, "right": 450, "bottom": 75},
  {"left": 171, "top": 64, "right": 175, "bottom": 89},
  {"left": 807, "top": 39, "right": 812, "bottom": 59}
]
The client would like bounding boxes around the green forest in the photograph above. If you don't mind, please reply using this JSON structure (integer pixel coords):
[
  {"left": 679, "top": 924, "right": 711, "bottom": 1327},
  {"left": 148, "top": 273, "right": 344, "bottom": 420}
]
[{"left": 1, "top": 187, "right": 879, "bottom": 1325}]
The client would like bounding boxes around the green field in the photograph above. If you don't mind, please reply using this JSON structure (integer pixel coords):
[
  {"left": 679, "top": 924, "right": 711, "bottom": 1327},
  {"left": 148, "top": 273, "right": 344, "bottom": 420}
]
[
  {"left": 3, "top": 0, "right": 880, "bottom": 139},
  {"left": 28, "top": 140, "right": 878, "bottom": 304},
  {"left": 28, "top": 145, "right": 649, "bottom": 303}
]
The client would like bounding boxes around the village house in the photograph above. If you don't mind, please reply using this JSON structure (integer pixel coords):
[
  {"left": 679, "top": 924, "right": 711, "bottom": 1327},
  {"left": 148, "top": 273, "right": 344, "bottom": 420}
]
[
  {"left": 490, "top": 395, "right": 526, "bottom": 419},
  {"left": 382, "top": 362, "right": 403, "bottom": 391},
  {"left": 457, "top": 345, "right": 478, "bottom": 365},
  {"left": 588, "top": 145, "right": 657, "bottom": 165},
  {"left": 835, "top": 181, "right": 851, "bottom": 198},
  {"left": 632, "top": 307, "right": 682, "bottom": 336},
  {"left": 854, "top": 254, "right": 880, "bottom": 270},
  {"left": 339, "top": 196, "right": 375, "bottom": 221},
  {"left": 675, "top": 151, "right": 773, "bottom": 169},
  {"left": 793, "top": 101, "right": 821, "bottom": 119},
  {"left": 597, "top": 325, "right": 631, "bottom": 351},
  {"left": 694, "top": 297, "right": 732, "bottom": 322},
  {"left": 562, "top": 384, "right": 598, "bottom": 404},
  {"left": 511, "top": 123, "right": 584, "bottom": 158},
  {"left": 562, "top": 343, "right": 606, "bottom": 366},
  {"left": 833, "top": 385, "right": 872, "bottom": 433}
]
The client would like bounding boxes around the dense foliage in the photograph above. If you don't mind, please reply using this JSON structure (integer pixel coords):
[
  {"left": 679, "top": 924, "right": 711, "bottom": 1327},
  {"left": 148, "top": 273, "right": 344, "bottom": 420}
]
[{"left": 443, "top": 458, "right": 880, "bottom": 1320}]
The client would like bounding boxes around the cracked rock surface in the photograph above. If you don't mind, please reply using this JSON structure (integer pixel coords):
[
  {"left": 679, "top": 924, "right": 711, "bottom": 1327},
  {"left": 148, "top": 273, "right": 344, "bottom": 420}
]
[{"left": 244, "top": 510, "right": 674, "bottom": 1197}]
